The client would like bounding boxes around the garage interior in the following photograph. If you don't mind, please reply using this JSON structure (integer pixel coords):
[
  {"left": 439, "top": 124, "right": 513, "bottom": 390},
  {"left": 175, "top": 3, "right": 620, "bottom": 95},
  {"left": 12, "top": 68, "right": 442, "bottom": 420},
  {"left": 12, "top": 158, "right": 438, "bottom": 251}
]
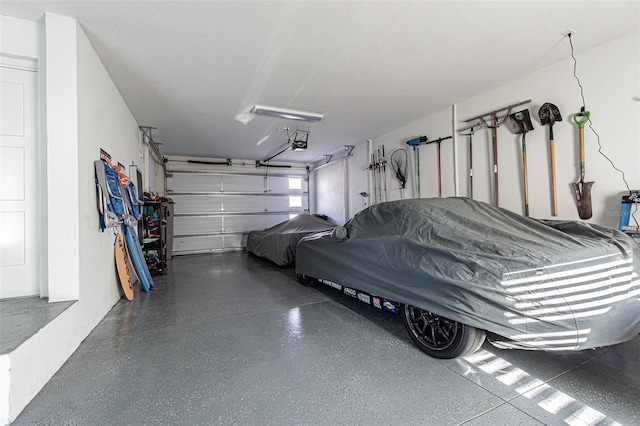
[{"left": 0, "top": 1, "right": 639, "bottom": 425}]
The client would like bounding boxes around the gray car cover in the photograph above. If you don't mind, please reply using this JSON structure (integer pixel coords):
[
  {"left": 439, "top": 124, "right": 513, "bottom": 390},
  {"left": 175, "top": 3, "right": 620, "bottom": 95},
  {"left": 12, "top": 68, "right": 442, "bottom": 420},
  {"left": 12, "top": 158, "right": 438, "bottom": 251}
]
[
  {"left": 246, "top": 214, "right": 335, "bottom": 266},
  {"left": 296, "top": 198, "right": 640, "bottom": 351}
]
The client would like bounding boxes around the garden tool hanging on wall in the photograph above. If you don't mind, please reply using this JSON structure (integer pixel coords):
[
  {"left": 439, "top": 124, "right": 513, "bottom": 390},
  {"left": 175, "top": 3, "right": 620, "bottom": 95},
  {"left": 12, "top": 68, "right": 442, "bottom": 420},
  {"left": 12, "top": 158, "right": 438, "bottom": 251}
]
[
  {"left": 461, "top": 99, "right": 531, "bottom": 206},
  {"left": 509, "top": 109, "right": 535, "bottom": 217},
  {"left": 456, "top": 127, "right": 476, "bottom": 199},
  {"left": 369, "top": 145, "right": 388, "bottom": 204},
  {"left": 430, "top": 136, "right": 453, "bottom": 198},
  {"left": 380, "top": 145, "right": 388, "bottom": 202},
  {"left": 572, "top": 108, "right": 594, "bottom": 219},
  {"left": 538, "top": 103, "right": 562, "bottom": 216},
  {"left": 369, "top": 153, "right": 378, "bottom": 204},
  {"left": 406, "top": 135, "right": 452, "bottom": 198},
  {"left": 407, "top": 136, "right": 428, "bottom": 198}
]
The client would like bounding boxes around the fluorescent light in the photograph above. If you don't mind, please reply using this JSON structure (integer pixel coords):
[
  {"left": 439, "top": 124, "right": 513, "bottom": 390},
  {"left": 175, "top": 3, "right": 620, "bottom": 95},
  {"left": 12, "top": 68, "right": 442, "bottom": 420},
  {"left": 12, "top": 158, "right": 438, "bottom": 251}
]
[{"left": 250, "top": 104, "right": 323, "bottom": 122}]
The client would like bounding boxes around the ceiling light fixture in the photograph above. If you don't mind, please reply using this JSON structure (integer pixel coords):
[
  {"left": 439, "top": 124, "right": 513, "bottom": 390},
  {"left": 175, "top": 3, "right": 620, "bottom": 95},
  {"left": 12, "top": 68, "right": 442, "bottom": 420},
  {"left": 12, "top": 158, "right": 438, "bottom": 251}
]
[{"left": 250, "top": 104, "right": 324, "bottom": 122}]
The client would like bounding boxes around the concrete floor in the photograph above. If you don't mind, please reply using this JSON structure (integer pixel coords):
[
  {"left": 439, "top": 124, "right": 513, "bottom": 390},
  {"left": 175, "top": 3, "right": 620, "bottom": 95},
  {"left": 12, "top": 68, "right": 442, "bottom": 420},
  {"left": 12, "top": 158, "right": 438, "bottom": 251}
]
[
  {"left": 0, "top": 297, "right": 74, "bottom": 355},
  {"left": 13, "top": 252, "right": 640, "bottom": 425}
]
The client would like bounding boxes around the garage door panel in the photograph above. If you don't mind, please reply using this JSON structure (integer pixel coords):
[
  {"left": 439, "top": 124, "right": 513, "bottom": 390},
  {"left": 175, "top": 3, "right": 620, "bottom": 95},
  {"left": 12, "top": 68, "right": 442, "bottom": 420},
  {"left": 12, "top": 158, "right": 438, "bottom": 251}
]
[
  {"left": 223, "top": 215, "right": 267, "bottom": 233},
  {"left": 172, "top": 194, "right": 222, "bottom": 214},
  {"left": 168, "top": 174, "right": 222, "bottom": 192},
  {"left": 174, "top": 235, "right": 224, "bottom": 253},
  {"left": 222, "top": 195, "right": 267, "bottom": 212},
  {"left": 222, "top": 175, "right": 264, "bottom": 192},
  {"left": 265, "top": 214, "right": 292, "bottom": 228},
  {"left": 267, "top": 176, "right": 293, "bottom": 192},
  {"left": 223, "top": 234, "right": 244, "bottom": 250},
  {"left": 174, "top": 216, "right": 223, "bottom": 236}
]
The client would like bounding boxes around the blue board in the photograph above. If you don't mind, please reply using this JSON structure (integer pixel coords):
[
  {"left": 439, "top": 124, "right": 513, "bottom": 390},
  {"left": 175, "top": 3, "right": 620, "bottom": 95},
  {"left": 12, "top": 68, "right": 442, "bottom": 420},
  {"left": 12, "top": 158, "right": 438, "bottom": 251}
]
[{"left": 124, "top": 225, "right": 154, "bottom": 292}]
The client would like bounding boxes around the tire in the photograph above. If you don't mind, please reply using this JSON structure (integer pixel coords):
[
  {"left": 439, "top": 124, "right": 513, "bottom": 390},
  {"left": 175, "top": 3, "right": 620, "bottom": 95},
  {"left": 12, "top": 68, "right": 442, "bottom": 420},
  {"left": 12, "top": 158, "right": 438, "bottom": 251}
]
[
  {"left": 296, "top": 273, "right": 315, "bottom": 286},
  {"left": 401, "top": 304, "right": 485, "bottom": 359}
]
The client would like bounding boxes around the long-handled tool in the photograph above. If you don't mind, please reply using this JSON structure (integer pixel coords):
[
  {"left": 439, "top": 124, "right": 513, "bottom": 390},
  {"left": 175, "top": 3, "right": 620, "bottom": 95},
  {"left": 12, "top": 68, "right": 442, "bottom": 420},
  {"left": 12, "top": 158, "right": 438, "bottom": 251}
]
[
  {"left": 370, "top": 153, "right": 377, "bottom": 204},
  {"left": 572, "top": 109, "right": 594, "bottom": 219},
  {"left": 407, "top": 136, "right": 427, "bottom": 198},
  {"left": 461, "top": 99, "right": 531, "bottom": 207},
  {"left": 456, "top": 127, "right": 475, "bottom": 198},
  {"left": 381, "top": 145, "right": 388, "bottom": 202},
  {"left": 468, "top": 128, "right": 474, "bottom": 198},
  {"left": 491, "top": 113, "right": 500, "bottom": 206},
  {"left": 436, "top": 139, "right": 443, "bottom": 197},
  {"left": 429, "top": 136, "right": 453, "bottom": 197},
  {"left": 538, "top": 103, "right": 562, "bottom": 216},
  {"left": 407, "top": 135, "right": 453, "bottom": 198},
  {"left": 509, "top": 109, "right": 535, "bottom": 217},
  {"left": 378, "top": 154, "right": 382, "bottom": 202}
]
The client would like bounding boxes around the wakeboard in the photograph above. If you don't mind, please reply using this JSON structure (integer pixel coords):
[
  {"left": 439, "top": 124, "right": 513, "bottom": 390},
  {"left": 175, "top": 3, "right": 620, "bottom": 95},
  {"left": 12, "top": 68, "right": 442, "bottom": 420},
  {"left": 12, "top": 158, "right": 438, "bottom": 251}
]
[
  {"left": 114, "top": 233, "right": 134, "bottom": 300},
  {"left": 124, "top": 224, "right": 154, "bottom": 292}
]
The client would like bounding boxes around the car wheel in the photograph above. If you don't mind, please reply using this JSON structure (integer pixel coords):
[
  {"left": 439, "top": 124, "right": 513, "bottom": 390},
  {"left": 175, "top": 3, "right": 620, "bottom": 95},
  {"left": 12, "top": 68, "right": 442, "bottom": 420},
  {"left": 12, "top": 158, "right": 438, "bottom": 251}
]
[
  {"left": 296, "top": 274, "right": 315, "bottom": 286},
  {"left": 401, "top": 304, "right": 485, "bottom": 359}
]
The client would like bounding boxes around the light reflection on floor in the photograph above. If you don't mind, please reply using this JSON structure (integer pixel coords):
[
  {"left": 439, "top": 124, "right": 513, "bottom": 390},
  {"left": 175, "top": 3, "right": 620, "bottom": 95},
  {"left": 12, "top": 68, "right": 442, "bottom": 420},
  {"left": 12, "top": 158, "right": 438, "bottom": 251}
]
[{"left": 460, "top": 349, "right": 621, "bottom": 426}]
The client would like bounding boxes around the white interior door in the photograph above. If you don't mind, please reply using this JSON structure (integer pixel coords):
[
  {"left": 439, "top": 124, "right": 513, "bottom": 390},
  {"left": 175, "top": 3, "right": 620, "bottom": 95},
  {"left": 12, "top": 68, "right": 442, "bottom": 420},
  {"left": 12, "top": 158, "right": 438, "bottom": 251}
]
[{"left": 0, "top": 64, "right": 38, "bottom": 298}]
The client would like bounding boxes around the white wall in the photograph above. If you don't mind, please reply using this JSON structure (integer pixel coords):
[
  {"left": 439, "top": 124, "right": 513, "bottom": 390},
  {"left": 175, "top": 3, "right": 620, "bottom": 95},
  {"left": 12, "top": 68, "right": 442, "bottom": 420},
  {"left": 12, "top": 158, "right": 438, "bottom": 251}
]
[
  {"left": 313, "top": 160, "right": 346, "bottom": 225},
  {"left": 46, "top": 11, "right": 141, "bottom": 330},
  {"left": 312, "top": 141, "right": 370, "bottom": 225},
  {"left": 346, "top": 142, "right": 370, "bottom": 217},
  {"left": 76, "top": 20, "right": 142, "bottom": 332},
  {"left": 45, "top": 13, "right": 80, "bottom": 302},
  {"left": 1, "top": 13, "right": 143, "bottom": 424},
  {"left": 367, "top": 31, "right": 639, "bottom": 228}
]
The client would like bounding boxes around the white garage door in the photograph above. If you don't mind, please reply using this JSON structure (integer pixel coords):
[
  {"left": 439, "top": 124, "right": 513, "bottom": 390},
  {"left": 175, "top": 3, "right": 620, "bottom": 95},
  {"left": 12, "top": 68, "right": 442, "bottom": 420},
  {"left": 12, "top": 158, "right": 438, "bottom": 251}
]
[{"left": 166, "top": 159, "right": 309, "bottom": 255}]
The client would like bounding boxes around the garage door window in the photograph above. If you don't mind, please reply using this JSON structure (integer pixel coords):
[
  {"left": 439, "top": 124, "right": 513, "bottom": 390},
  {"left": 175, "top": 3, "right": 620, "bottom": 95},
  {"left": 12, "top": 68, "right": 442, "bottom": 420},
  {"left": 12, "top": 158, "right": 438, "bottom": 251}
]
[{"left": 289, "top": 178, "right": 302, "bottom": 190}]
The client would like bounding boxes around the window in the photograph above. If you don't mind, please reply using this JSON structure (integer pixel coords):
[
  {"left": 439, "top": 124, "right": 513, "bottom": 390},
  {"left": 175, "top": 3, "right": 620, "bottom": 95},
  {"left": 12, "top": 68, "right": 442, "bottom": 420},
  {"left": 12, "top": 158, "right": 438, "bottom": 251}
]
[
  {"left": 288, "top": 178, "right": 302, "bottom": 190},
  {"left": 289, "top": 196, "right": 302, "bottom": 208}
]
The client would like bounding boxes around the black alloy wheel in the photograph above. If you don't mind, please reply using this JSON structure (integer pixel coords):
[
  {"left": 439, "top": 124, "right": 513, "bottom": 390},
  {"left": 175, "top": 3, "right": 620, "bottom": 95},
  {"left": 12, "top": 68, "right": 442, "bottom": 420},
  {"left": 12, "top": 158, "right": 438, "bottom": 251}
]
[
  {"left": 296, "top": 274, "right": 315, "bottom": 286},
  {"left": 401, "top": 304, "right": 485, "bottom": 359}
]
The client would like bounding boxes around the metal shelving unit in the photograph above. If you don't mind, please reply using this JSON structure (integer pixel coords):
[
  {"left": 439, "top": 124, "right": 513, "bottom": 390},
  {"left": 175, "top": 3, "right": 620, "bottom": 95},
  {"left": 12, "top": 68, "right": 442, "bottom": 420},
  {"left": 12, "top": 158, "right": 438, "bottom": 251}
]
[{"left": 142, "top": 201, "right": 168, "bottom": 274}]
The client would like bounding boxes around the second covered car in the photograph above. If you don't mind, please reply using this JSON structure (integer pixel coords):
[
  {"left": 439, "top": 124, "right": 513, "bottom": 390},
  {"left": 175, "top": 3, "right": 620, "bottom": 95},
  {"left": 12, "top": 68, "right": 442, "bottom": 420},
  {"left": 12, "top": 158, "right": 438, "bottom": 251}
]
[{"left": 247, "top": 213, "right": 335, "bottom": 266}]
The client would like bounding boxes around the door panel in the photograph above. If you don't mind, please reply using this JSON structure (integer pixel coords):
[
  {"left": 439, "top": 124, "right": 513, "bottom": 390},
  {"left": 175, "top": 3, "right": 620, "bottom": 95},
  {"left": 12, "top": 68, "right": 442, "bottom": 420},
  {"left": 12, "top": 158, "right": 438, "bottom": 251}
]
[{"left": 0, "top": 66, "right": 38, "bottom": 298}]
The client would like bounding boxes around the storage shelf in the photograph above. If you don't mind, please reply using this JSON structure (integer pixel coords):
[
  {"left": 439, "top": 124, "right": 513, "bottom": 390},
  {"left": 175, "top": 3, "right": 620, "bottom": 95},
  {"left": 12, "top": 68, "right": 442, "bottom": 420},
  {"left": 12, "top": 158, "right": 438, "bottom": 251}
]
[{"left": 142, "top": 202, "right": 169, "bottom": 275}]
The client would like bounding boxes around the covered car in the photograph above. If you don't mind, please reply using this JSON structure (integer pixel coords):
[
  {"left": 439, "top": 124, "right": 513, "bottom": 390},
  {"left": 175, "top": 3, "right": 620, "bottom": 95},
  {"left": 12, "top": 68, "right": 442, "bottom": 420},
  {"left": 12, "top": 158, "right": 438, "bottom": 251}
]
[
  {"left": 295, "top": 197, "right": 640, "bottom": 359},
  {"left": 247, "top": 213, "right": 335, "bottom": 266}
]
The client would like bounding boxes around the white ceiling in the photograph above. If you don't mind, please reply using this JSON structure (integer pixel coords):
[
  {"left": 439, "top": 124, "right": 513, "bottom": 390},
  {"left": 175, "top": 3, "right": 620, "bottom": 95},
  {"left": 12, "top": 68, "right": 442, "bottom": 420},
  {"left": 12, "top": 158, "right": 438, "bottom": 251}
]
[{"left": 2, "top": 1, "right": 638, "bottom": 163}]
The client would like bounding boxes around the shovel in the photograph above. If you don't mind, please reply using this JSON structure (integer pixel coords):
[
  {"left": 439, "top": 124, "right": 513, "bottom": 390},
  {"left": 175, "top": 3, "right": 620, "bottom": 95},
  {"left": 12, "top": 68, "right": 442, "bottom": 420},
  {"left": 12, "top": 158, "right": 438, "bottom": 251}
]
[
  {"left": 572, "top": 110, "right": 594, "bottom": 219},
  {"left": 538, "top": 103, "right": 562, "bottom": 216},
  {"left": 509, "top": 109, "right": 535, "bottom": 217}
]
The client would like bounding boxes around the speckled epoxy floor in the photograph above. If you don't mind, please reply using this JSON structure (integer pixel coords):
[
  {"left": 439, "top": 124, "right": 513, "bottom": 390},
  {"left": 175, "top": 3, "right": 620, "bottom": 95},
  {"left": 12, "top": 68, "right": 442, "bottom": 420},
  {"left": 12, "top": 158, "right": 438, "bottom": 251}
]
[{"left": 13, "top": 252, "right": 640, "bottom": 425}]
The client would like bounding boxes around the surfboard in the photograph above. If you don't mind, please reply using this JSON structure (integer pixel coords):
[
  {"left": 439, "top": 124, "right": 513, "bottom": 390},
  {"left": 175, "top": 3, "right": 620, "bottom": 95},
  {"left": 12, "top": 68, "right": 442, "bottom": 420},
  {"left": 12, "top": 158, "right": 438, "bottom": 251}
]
[
  {"left": 124, "top": 224, "right": 154, "bottom": 292},
  {"left": 114, "top": 233, "right": 134, "bottom": 300},
  {"left": 124, "top": 236, "right": 140, "bottom": 287}
]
